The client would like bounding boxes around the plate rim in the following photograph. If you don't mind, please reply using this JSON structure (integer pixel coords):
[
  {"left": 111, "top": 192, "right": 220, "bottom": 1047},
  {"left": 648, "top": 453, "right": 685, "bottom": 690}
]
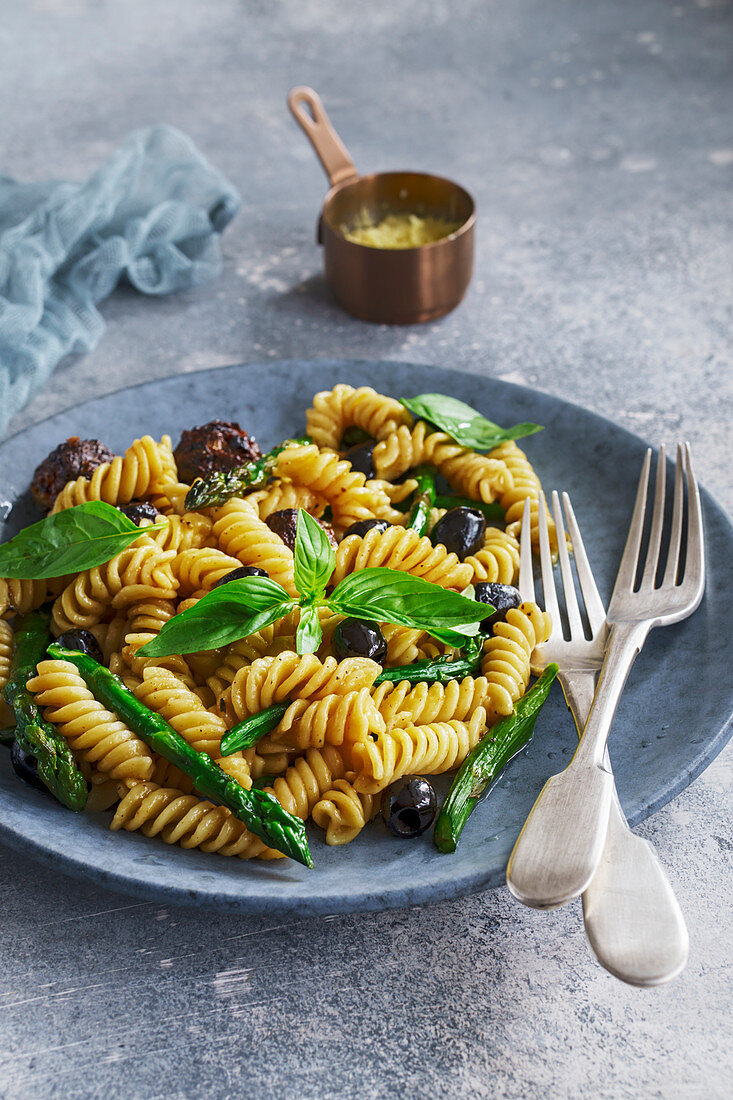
[{"left": 1, "top": 356, "right": 731, "bottom": 915}]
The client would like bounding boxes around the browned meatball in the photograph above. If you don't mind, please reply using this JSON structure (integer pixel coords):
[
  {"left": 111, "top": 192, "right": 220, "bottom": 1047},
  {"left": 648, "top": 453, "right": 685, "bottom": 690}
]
[
  {"left": 266, "top": 508, "right": 337, "bottom": 553},
  {"left": 173, "top": 420, "right": 261, "bottom": 484},
  {"left": 31, "top": 437, "right": 116, "bottom": 510}
]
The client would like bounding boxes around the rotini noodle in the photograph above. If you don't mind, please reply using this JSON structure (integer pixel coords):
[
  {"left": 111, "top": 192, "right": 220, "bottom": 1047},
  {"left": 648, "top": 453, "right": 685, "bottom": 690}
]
[
  {"left": 351, "top": 708, "right": 487, "bottom": 793},
  {"left": 28, "top": 659, "right": 155, "bottom": 782},
  {"left": 331, "top": 525, "right": 473, "bottom": 590},
  {"left": 306, "top": 384, "right": 411, "bottom": 451},
  {"left": 213, "top": 498, "right": 297, "bottom": 596},
  {"left": 50, "top": 436, "right": 174, "bottom": 513},
  {"left": 312, "top": 779, "right": 378, "bottom": 845}
]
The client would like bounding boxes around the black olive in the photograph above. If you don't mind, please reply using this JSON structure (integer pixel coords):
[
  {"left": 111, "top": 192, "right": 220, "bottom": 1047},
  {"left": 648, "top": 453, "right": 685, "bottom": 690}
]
[
  {"left": 213, "top": 565, "right": 269, "bottom": 588},
  {"left": 344, "top": 441, "right": 376, "bottom": 480},
  {"left": 118, "top": 501, "right": 160, "bottom": 526},
  {"left": 266, "top": 508, "right": 337, "bottom": 552},
  {"left": 381, "top": 776, "right": 437, "bottom": 838},
  {"left": 343, "top": 519, "right": 391, "bottom": 539},
  {"left": 265, "top": 508, "right": 299, "bottom": 550},
  {"left": 333, "top": 619, "right": 387, "bottom": 662},
  {"left": 10, "top": 741, "right": 49, "bottom": 795},
  {"left": 430, "top": 507, "right": 486, "bottom": 560},
  {"left": 474, "top": 582, "right": 522, "bottom": 631},
  {"left": 55, "top": 628, "right": 104, "bottom": 664}
]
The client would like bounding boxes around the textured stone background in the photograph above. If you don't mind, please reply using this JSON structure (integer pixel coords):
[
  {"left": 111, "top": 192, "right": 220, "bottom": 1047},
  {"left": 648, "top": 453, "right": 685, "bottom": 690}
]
[{"left": 0, "top": 1, "right": 731, "bottom": 1097}]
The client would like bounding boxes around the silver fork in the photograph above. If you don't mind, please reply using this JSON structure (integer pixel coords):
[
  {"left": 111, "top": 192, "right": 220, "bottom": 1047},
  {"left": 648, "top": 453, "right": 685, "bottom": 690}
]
[
  {"left": 516, "top": 493, "right": 689, "bottom": 986},
  {"left": 507, "top": 444, "right": 705, "bottom": 910}
]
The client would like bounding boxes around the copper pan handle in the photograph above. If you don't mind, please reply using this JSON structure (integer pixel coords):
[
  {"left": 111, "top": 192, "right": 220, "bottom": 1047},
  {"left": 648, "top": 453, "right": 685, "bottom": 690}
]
[{"left": 288, "top": 86, "right": 359, "bottom": 189}]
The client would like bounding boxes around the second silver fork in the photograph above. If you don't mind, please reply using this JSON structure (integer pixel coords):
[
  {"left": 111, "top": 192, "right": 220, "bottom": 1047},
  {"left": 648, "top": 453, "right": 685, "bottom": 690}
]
[{"left": 515, "top": 491, "right": 688, "bottom": 986}]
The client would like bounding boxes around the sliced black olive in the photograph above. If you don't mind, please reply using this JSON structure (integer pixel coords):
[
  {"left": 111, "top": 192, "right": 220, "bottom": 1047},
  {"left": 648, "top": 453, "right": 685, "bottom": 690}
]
[
  {"left": 381, "top": 776, "right": 437, "bottom": 838},
  {"left": 343, "top": 519, "right": 391, "bottom": 539},
  {"left": 333, "top": 619, "right": 387, "bottom": 662},
  {"left": 10, "top": 741, "right": 49, "bottom": 795},
  {"left": 430, "top": 507, "right": 486, "bottom": 560},
  {"left": 344, "top": 441, "right": 376, "bottom": 480},
  {"left": 118, "top": 501, "right": 160, "bottom": 526},
  {"left": 474, "top": 582, "right": 522, "bottom": 631},
  {"left": 213, "top": 565, "right": 268, "bottom": 588},
  {"left": 55, "top": 628, "right": 104, "bottom": 664}
]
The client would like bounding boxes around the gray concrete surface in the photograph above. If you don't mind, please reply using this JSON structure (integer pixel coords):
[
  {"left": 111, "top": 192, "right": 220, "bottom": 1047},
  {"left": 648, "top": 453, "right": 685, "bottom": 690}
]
[{"left": 0, "top": 1, "right": 731, "bottom": 1097}]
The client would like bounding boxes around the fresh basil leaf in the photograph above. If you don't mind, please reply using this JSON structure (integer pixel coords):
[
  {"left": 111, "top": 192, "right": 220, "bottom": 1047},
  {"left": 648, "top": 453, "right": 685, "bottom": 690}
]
[
  {"left": 295, "top": 604, "right": 323, "bottom": 655},
  {"left": 328, "top": 567, "right": 485, "bottom": 643},
  {"left": 0, "top": 501, "right": 168, "bottom": 580},
  {"left": 138, "top": 576, "right": 295, "bottom": 656},
  {"left": 294, "top": 510, "right": 335, "bottom": 600},
  {"left": 401, "top": 393, "right": 542, "bottom": 453}
]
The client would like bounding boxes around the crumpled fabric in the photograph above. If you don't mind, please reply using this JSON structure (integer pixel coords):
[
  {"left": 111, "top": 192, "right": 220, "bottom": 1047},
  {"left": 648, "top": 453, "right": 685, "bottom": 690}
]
[{"left": 0, "top": 125, "right": 241, "bottom": 438}]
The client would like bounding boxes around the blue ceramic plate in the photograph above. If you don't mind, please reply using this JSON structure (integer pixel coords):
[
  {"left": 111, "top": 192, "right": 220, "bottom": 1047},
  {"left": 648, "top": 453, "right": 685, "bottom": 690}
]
[{"left": 1, "top": 360, "right": 731, "bottom": 915}]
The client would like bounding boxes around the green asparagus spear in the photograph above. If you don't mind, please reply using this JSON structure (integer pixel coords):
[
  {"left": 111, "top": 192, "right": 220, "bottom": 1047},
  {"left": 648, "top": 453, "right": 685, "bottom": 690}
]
[
  {"left": 220, "top": 637, "right": 488, "bottom": 756},
  {"left": 47, "top": 644, "right": 313, "bottom": 867},
  {"left": 433, "top": 495, "right": 505, "bottom": 522},
  {"left": 2, "top": 612, "right": 87, "bottom": 810},
  {"left": 184, "top": 437, "right": 311, "bottom": 510},
  {"left": 433, "top": 663, "right": 558, "bottom": 853},
  {"left": 403, "top": 471, "right": 436, "bottom": 536},
  {"left": 220, "top": 702, "right": 290, "bottom": 756}
]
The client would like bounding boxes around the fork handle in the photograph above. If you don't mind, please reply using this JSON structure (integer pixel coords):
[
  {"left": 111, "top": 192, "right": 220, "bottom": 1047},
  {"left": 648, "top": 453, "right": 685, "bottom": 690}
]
[
  {"left": 574, "top": 619, "right": 650, "bottom": 769},
  {"left": 507, "top": 620, "right": 650, "bottom": 908}
]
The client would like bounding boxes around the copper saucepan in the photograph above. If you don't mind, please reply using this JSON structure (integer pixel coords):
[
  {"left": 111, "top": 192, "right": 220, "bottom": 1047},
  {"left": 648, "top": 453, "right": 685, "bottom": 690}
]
[{"left": 288, "top": 86, "right": 476, "bottom": 325}]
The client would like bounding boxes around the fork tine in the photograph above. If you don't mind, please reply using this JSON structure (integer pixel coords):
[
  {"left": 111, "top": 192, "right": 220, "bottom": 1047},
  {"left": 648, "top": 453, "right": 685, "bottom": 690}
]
[
  {"left": 518, "top": 497, "right": 536, "bottom": 603},
  {"left": 551, "top": 491, "right": 584, "bottom": 639},
  {"left": 562, "top": 492, "right": 607, "bottom": 636},
  {"left": 662, "top": 444, "right": 685, "bottom": 588},
  {"left": 681, "top": 442, "right": 705, "bottom": 603},
  {"left": 641, "top": 445, "right": 667, "bottom": 589},
  {"left": 611, "top": 448, "right": 652, "bottom": 599},
  {"left": 537, "top": 491, "right": 562, "bottom": 632}
]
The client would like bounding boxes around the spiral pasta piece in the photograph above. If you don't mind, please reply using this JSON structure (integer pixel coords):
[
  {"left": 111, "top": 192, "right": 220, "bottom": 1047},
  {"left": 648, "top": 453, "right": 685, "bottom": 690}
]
[
  {"left": 352, "top": 708, "right": 487, "bottom": 793},
  {"left": 132, "top": 666, "right": 225, "bottom": 757},
  {"left": 245, "top": 481, "right": 326, "bottom": 520},
  {"left": 212, "top": 498, "right": 297, "bottom": 596},
  {"left": 225, "top": 653, "right": 381, "bottom": 722},
  {"left": 306, "top": 384, "right": 412, "bottom": 451},
  {"left": 0, "top": 578, "right": 48, "bottom": 620},
  {"left": 268, "top": 688, "right": 386, "bottom": 751},
  {"left": 312, "top": 779, "right": 378, "bottom": 845},
  {"left": 373, "top": 421, "right": 511, "bottom": 503},
  {"left": 52, "top": 538, "right": 178, "bottom": 632},
  {"left": 0, "top": 619, "right": 14, "bottom": 726},
  {"left": 144, "top": 512, "right": 216, "bottom": 553},
  {"left": 486, "top": 441, "right": 557, "bottom": 552},
  {"left": 464, "top": 527, "right": 520, "bottom": 585},
  {"left": 172, "top": 547, "right": 243, "bottom": 596},
  {"left": 28, "top": 659, "right": 155, "bottom": 782},
  {"left": 480, "top": 602, "right": 552, "bottom": 719},
  {"left": 371, "top": 674, "right": 490, "bottom": 728},
  {"left": 275, "top": 444, "right": 395, "bottom": 529},
  {"left": 205, "top": 627, "right": 288, "bottom": 701},
  {"left": 331, "top": 525, "right": 473, "bottom": 590},
  {"left": 50, "top": 436, "right": 174, "bottom": 513},
  {"left": 111, "top": 783, "right": 275, "bottom": 859},
  {"left": 263, "top": 745, "right": 347, "bottom": 820}
]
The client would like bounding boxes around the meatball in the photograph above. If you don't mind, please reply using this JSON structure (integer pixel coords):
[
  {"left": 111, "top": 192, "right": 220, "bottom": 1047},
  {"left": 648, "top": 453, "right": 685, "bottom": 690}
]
[
  {"left": 174, "top": 420, "right": 261, "bottom": 484},
  {"left": 31, "top": 437, "right": 115, "bottom": 510},
  {"left": 265, "top": 508, "right": 337, "bottom": 553}
]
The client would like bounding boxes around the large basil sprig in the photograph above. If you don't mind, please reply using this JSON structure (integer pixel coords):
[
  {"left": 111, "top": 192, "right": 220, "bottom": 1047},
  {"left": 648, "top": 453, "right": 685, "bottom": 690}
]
[
  {"left": 401, "top": 393, "right": 542, "bottom": 452},
  {"left": 139, "top": 510, "right": 490, "bottom": 658},
  {"left": 0, "top": 501, "right": 168, "bottom": 579}
]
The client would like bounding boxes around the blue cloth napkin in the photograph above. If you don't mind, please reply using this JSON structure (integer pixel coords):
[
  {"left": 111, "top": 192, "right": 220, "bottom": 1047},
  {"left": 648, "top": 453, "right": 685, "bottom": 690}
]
[{"left": 0, "top": 125, "right": 241, "bottom": 439}]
